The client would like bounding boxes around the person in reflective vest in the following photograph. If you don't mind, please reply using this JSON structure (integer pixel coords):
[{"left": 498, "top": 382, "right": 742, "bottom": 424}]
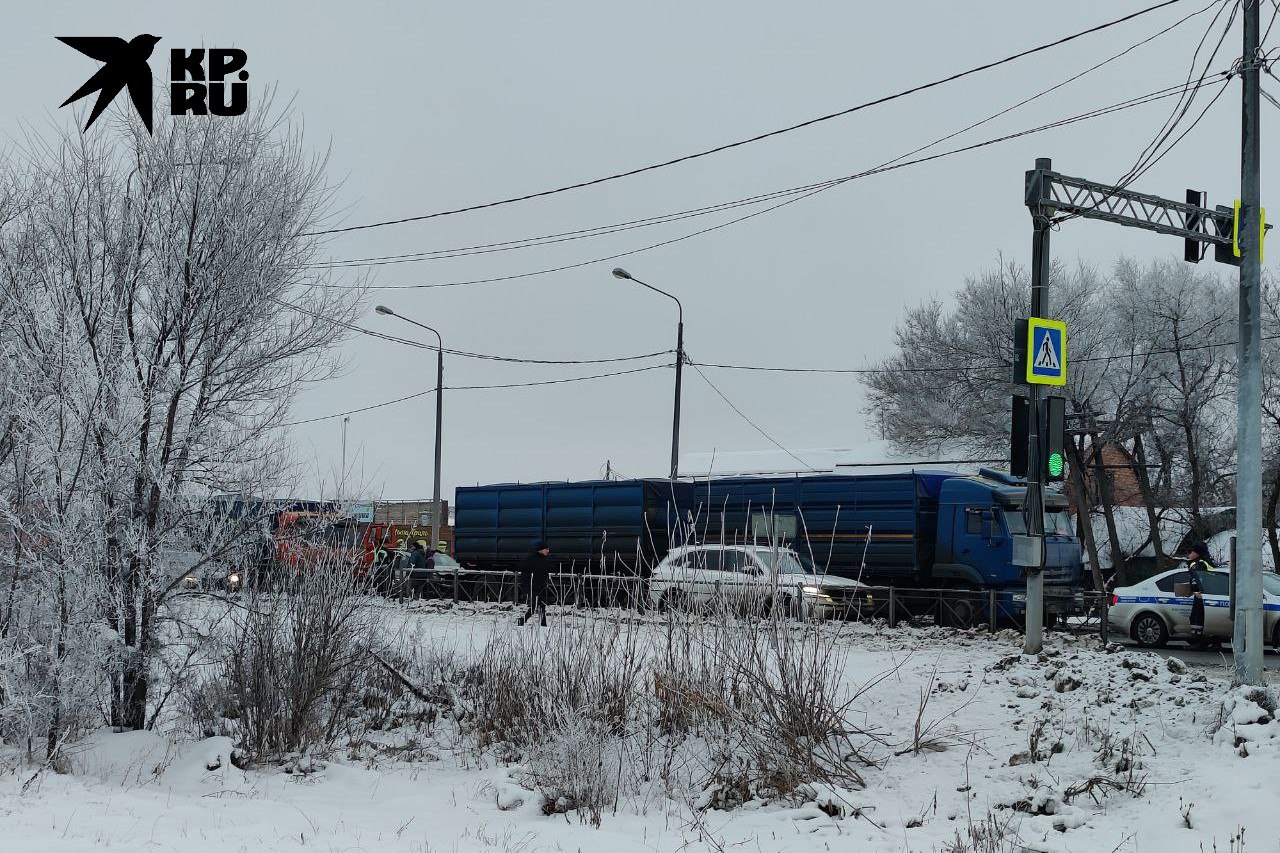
[{"left": 1185, "top": 541, "right": 1215, "bottom": 647}]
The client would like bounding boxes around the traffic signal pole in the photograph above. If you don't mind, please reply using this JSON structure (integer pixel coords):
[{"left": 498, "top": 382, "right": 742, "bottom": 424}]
[
  {"left": 1023, "top": 139, "right": 1269, "bottom": 679},
  {"left": 1233, "top": 0, "right": 1264, "bottom": 686},
  {"left": 1024, "top": 156, "right": 1052, "bottom": 656}
]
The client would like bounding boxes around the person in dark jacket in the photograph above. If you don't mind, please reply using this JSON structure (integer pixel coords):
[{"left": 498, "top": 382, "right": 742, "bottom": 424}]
[
  {"left": 405, "top": 538, "right": 432, "bottom": 599},
  {"left": 1185, "top": 541, "right": 1216, "bottom": 647},
  {"left": 517, "top": 539, "right": 552, "bottom": 626}
]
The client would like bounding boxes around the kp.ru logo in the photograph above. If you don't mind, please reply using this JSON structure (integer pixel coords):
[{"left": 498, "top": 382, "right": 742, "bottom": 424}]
[{"left": 58, "top": 35, "right": 250, "bottom": 133}]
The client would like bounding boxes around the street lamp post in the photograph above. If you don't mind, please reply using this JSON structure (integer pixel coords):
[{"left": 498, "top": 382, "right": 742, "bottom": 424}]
[
  {"left": 611, "top": 268, "right": 684, "bottom": 480},
  {"left": 375, "top": 305, "right": 447, "bottom": 598}
]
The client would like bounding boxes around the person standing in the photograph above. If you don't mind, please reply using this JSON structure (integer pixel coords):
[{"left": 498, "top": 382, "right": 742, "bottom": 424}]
[
  {"left": 1185, "top": 541, "right": 1216, "bottom": 647},
  {"left": 517, "top": 539, "right": 552, "bottom": 627},
  {"left": 405, "top": 538, "right": 431, "bottom": 598}
]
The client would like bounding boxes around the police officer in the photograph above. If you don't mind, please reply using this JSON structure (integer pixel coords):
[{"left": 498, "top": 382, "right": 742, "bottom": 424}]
[{"left": 1185, "top": 541, "right": 1215, "bottom": 647}]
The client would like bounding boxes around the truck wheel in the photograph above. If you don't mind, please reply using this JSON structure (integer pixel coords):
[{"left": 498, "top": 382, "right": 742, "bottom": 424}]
[
  {"left": 1130, "top": 612, "right": 1169, "bottom": 648},
  {"left": 939, "top": 591, "right": 979, "bottom": 630}
]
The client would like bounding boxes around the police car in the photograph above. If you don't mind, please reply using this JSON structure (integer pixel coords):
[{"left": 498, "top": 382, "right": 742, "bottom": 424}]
[{"left": 1109, "top": 566, "right": 1280, "bottom": 648}]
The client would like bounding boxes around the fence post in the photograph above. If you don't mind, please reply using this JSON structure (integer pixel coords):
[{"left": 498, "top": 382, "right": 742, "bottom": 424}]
[
  {"left": 888, "top": 586, "right": 897, "bottom": 628},
  {"left": 988, "top": 589, "right": 998, "bottom": 634}
]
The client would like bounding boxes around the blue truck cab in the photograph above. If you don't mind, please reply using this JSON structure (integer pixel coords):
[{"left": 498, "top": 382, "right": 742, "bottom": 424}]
[
  {"left": 688, "top": 468, "right": 1084, "bottom": 623},
  {"left": 932, "top": 468, "right": 1083, "bottom": 613}
]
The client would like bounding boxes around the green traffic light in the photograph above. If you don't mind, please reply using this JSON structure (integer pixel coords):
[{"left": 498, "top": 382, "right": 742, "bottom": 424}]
[{"left": 1047, "top": 452, "right": 1064, "bottom": 478}]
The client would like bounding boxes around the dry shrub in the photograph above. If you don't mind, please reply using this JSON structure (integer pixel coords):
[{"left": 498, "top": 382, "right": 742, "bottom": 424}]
[
  {"left": 452, "top": 608, "right": 880, "bottom": 814},
  {"left": 194, "top": 563, "right": 382, "bottom": 763}
]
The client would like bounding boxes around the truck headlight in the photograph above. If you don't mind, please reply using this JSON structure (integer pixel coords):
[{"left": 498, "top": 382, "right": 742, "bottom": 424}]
[{"left": 801, "top": 585, "right": 832, "bottom": 600}]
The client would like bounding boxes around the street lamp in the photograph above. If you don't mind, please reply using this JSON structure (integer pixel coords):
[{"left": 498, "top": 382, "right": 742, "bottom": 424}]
[
  {"left": 611, "top": 267, "right": 684, "bottom": 480},
  {"left": 375, "top": 304, "right": 446, "bottom": 589}
]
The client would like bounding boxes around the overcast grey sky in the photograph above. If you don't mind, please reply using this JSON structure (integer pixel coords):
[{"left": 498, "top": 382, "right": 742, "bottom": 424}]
[{"left": 6, "top": 1, "right": 1275, "bottom": 500}]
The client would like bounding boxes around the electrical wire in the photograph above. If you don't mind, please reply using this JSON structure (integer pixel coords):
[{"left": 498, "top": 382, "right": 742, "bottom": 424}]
[
  {"left": 307, "top": 0, "right": 1220, "bottom": 272},
  {"left": 281, "top": 362, "right": 673, "bottom": 426},
  {"left": 271, "top": 295, "right": 673, "bottom": 364},
  {"left": 302, "top": 77, "right": 1215, "bottom": 292},
  {"left": 301, "top": 0, "right": 1192, "bottom": 237},
  {"left": 690, "top": 331, "right": 1280, "bottom": 376},
  {"left": 283, "top": 327, "right": 1277, "bottom": 428},
  {"left": 1052, "top": 0, "right": 1239, "bottom": 225},
  {"left": 687, "top": 361, "right": 821, "bottom": 472}
]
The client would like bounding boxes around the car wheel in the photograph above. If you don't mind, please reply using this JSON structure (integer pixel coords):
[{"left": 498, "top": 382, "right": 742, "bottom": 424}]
[
  {"left": 658, "top": 588, "right": 688, "bottom": 613},
  {"left": 1130, "top": 612, "right": 1169, "bottom": 648},
  {"left": 771, "top": 593, "right": 801, "bottom": 620},
  {"left": 1271, "top": 621, "right": 1280, "bottom": 650}
]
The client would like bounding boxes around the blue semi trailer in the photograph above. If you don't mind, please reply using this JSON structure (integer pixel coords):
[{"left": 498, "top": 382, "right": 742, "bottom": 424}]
[
  {"left": 454, "top": 479, "right": 694, "bottom": 575},
  {"left": 687, "top": 468, "right": 1085, "bottom": 625}
]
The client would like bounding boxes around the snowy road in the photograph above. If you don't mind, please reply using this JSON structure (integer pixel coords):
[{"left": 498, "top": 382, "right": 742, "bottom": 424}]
[{"left": 1115, "top": 639, "right": 1280, "bottom": 671}]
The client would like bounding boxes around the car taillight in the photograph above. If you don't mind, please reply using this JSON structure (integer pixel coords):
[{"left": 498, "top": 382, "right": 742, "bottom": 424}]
[{"left": 1109, "top": 594, "right": 1119, "bottom": 606}]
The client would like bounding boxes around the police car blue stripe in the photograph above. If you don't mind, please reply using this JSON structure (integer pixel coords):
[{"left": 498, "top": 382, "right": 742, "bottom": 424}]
[{"left": 1114, "top": 595, "right": 1280, "bottom": 611}]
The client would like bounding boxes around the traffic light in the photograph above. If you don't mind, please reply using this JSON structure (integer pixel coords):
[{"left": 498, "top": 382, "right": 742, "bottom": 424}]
[
  {"left": 1010, "top": 395, "right": 1030, "bottom": 478},
  {"left": 1044, "top": 396, "right": 1066, "bottom": 482}
]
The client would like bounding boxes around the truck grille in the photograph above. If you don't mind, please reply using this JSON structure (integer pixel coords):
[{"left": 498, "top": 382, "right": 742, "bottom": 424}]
[{"left": 1042, "top": 565, "right": 1075, "bottom": 584}]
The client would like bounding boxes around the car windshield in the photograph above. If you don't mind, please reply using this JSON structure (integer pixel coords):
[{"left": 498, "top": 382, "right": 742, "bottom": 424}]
[
  {"left": 1003, "top": 508, "right": 1074, "bottom": 536},
  {"left": 433, "top": 553, "right": 459, "bottom": 568},
  {"left": 756, "top": 549, "right": 818, "bottom": 575},
  {"left": 1264, "top": 573, "right": 1280, "bottom": 596}
]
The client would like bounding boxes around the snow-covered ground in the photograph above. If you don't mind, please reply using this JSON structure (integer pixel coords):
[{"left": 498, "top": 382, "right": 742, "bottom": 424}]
[{"left": 3, "top": 605, "right": 1277, "bottom": 853}]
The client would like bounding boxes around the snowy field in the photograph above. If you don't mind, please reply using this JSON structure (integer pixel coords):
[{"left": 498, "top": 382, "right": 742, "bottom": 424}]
[{"left": 3, "top": 603, "right": 1278, "bottom": 853}]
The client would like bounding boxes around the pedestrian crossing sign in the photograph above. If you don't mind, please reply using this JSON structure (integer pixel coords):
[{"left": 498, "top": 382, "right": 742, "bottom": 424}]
[{"left": 1026, "top": 317, "right": 1066, "bottom": 386}]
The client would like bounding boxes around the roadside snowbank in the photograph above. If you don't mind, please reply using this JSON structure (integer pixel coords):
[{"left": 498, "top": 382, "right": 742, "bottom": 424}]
[{"left": 2, "top": 608, "right": 1275, "bottom": 853}]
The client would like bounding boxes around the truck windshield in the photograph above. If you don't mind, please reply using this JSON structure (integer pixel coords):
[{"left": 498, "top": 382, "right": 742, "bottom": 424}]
[
  {"left": 757, "top": 550, "right": 818, "bottom": 575},
  {"left": 1002, "top": 509, "right": 1074, "bottom": 536}
]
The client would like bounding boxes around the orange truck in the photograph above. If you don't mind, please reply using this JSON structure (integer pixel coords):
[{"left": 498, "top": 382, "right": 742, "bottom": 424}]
[{"left": 273, "top": 511, "right": 374, "bottom": 577}]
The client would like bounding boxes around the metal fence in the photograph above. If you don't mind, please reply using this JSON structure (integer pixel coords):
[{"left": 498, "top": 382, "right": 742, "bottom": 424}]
[{"left": 386, "top": 568, "right": 1112, "bottom": 639}]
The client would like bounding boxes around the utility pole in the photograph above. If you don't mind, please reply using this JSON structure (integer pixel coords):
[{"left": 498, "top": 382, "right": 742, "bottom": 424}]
[
  {"left": 1233, "top": 0, "right": 1264, "bottom": 686},
  {"left": 672, "top": 317, "right": 685, "bottom": 480},
  {"left": 1023, "top": 157, "right": 1052, "bottom": 655},
  {"left": 611, "top": 268, "right": 685, "bottom": 480},
  {"left": 339, "top": 416, "right": 349, "bottom": 502}
]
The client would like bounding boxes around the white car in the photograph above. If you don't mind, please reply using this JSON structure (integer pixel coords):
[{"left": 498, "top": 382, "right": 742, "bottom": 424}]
[
  {"left": 1109, "top": 566, "right": 1280, "bottom": 648},
  {"left": 648, "top": 544, "right": 865, "bottom": 618}
]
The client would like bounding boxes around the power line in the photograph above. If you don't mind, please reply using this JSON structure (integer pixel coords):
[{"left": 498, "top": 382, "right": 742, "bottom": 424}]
[
  {"left": 1053, "top": 0, "right": 1239, "bottom": 226},
  {"left": 271, "top": 296, "right": 673, "bottom": 365},
  {"left": 307, "top": 1, "right": 1218, "bottom": 272},
  {"left": 301, "top": 0, "right": 1192, "bottom": 237},
  {"left": 303, "top": 77, "right": 1214, "bottom": 292},
  {"left": 283, "top": 388, "right": 437, "bottom": 426},
  {"left": 687, "top": 361, "right": 820, "bottom": 472},
  {"left": 282, "top": 362, "right": 673, "bottom": 426},
  {"left": 284, "top": 327, "right": 1274, "bottom": 427},
  {"left": 691, "top": 330, "right": 1280, "bottom": 376}
]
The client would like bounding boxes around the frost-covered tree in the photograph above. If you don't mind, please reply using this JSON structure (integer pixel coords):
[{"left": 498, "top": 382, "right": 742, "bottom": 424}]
[
  {"left": 861, "top": 258, "right": 1109, "bottom": 457},
  {"left": 0, "top": 102, "right": 361, "bottom": 741}
]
